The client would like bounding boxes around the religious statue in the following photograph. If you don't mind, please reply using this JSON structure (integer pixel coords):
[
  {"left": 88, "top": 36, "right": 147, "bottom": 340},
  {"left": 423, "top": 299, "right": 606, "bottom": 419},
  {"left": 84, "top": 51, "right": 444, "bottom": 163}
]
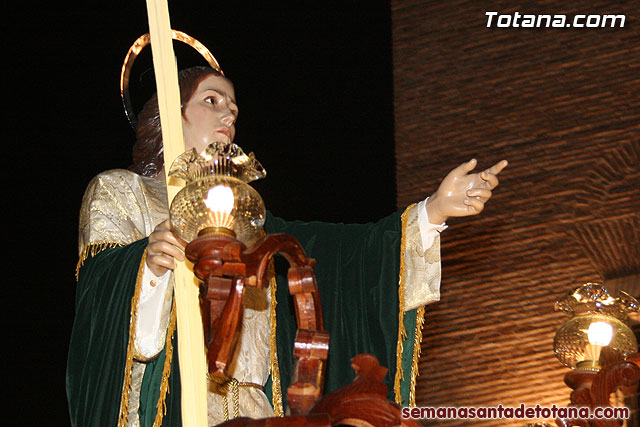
[{"left": 66, "top": 35, "right": 507, "bottom": 427}]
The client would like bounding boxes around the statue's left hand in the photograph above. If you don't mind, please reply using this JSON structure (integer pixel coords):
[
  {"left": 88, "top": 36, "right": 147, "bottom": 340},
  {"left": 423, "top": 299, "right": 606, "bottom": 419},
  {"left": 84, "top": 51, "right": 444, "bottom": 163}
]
[{"left": 426, "top": 159, "right": 508, "bottom": 224}]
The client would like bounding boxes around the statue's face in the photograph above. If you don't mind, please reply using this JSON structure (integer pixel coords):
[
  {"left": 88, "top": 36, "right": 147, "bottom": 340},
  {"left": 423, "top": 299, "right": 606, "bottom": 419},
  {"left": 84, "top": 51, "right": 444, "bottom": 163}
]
[{"left": 182, "top": 74, "right": 238, "bottom": 152}]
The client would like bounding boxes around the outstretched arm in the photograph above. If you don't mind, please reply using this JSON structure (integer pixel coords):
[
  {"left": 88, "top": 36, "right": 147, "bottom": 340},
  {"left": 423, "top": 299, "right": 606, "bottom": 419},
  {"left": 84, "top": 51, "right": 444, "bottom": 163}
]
[{"left": 425, "top": 159, "right": 508, "bottom": 225}]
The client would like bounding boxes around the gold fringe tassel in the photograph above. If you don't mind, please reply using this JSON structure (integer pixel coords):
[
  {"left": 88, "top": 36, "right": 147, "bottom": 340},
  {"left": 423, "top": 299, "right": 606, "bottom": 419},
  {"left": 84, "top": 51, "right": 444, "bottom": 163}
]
[
  {"left": 117, "top": 250, "right": 147, "bottom": 427},
  {"left": 393, "top": 205, "right": 413, "bottom": 404},
  {"left": 268, "top": 268, "right": 284, "bottom": 416},
  {"left": 409, "top": 306, "right": 425, "bottom": 407},
  {"left": 76, "top": 241, "right": 125, "bottom": 280},
  {"left": 153, "top": 298, "right": 177, "bottom": 427}
]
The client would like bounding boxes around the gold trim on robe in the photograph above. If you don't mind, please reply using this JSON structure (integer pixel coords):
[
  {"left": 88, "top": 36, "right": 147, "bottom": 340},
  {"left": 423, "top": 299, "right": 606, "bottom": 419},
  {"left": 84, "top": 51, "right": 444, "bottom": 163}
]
[
  {"left": 268, "top": 273, "right": 284, "bottom": 416},
  {"left": 118, "top": 251, "right": 148, "bottom": 427},
  {"left": 394, "top": 204, "right": 441, "bottom": 404}
]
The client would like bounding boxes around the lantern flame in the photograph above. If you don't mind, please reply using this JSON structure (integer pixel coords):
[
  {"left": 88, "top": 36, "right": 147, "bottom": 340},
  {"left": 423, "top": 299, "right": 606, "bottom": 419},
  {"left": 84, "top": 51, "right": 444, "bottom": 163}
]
[
  {"left": 587, "top": 321, "right": 613, "bottom": 346},
  {"left": 583, "top": 321, "right": 614, "bottom": 365},
  {"left": 204, "top": 185, "right": 235, "bottom": 229}
]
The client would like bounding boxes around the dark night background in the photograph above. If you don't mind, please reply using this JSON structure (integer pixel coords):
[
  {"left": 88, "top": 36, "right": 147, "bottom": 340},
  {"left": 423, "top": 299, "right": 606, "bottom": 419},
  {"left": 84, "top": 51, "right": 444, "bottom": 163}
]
[{"left": 8, "top": 2, "right": 398, "bottom": 425}]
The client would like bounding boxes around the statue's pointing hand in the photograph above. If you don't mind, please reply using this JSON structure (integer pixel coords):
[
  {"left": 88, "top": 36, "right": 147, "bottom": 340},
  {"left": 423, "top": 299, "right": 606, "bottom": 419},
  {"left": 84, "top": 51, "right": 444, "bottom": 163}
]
[{"left": 425, "top": 159, "right": 508, "bottom": 225}]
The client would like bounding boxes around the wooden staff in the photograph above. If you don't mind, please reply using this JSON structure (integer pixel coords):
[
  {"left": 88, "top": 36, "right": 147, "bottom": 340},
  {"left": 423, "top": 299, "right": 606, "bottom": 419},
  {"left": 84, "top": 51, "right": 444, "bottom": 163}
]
[{"left": 144, "top": 0, "right": 208, "bottom": 425}]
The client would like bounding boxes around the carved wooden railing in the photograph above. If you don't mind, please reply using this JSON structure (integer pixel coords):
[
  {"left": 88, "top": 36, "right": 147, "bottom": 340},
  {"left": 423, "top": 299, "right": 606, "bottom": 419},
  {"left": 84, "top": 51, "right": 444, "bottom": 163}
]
[
  {"left": 556, "top": 351, "right": 640, "bottom": 427},
  {"left": 186, "top": 232, "right": 419, "bottom": 426},
  {"left": 186, "top": 233, "right": 328, "bottom": 414},
  {"left": 218, "top": 354, "right": 421, "bottom": 427}
]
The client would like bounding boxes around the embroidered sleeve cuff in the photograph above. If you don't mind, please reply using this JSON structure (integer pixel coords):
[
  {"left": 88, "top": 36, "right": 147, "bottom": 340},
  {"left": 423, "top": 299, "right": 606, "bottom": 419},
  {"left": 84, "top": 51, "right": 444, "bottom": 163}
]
[{"left": 402, "top": 204, "right": 442, "bottom": 311}]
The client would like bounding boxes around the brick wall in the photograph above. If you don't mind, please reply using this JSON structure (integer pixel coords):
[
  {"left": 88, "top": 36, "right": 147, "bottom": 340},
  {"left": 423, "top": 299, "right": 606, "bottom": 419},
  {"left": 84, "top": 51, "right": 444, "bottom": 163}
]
[{"left": 392, "top": 1, "right": 639, "bottom": 425}]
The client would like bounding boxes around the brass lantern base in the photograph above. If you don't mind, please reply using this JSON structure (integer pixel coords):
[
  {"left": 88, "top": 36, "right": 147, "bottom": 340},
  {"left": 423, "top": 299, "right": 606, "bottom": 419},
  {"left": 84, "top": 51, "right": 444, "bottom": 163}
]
[
  {"left": 198, "top": 226, "right": 236, "bottom": 238},
  {"left": 575, "top": 360, "right": 601, "bottom": 371}
]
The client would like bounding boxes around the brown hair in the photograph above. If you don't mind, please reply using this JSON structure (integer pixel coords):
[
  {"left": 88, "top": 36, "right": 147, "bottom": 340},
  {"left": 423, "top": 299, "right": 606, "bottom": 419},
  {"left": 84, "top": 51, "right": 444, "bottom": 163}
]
[{"left": 129, "top": 66, "right": 224, "bottom": 177}]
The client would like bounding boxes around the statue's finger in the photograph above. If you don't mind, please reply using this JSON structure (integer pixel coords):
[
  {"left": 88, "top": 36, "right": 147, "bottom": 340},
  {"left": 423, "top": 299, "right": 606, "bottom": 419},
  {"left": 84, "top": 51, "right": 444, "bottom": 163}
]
[
  {"left": 151, "top": 254, "right": 176, "bottom": 271},
  {"left": 480, "top": 171, "right": 499, "bottom": 189},
  {"left": 467, "top": 188, "right": 492, "bottom": 201},
  {"left": 486, "top": 159, "right": 508, "bottom": 175},
  {"left": 463, "top": 197, "right": 484, "bottom": 213},
  {"left": 156, "top": 219, "right": 172, "bottom": 231},
  {"left": 159, "top": 230, "right": 186, "bottom": 249},
  {"left": 152, "top": 240, "right": 185, "bottom": 261},
  {"left": 451, "top": 158, "right": 477, "bottom": 176}
]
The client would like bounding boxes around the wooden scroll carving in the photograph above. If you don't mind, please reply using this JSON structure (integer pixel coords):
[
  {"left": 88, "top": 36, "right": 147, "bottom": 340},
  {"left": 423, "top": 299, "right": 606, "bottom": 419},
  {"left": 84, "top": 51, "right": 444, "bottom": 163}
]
[
  {"left": 186, "top": 234, "right": 418, "bottom": 425},
  {"left": 556, "top": 351, "right": 640, "bottom": 427},
  {"left": 310, "top": 354, "right": 422, "bottom": 427},
  {"left": 185, "top": 233, "right": 329, "bottom": 414}
]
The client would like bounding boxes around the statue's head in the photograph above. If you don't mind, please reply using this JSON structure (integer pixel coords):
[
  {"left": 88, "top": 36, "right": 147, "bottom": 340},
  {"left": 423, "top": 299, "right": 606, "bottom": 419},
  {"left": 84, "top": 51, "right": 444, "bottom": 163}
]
[{"left": 130, "top": 66, "right": 237, "bottom": 177}]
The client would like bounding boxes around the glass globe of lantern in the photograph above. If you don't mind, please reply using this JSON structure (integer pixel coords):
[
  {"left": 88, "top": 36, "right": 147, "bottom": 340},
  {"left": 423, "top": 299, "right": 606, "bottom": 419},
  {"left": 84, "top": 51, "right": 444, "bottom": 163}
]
[
  {"left": 553, "top": 283, "right": 638, "bottom": 371},
  {"left": 168, "top": 142, "right": 267, "bottom": 245}
]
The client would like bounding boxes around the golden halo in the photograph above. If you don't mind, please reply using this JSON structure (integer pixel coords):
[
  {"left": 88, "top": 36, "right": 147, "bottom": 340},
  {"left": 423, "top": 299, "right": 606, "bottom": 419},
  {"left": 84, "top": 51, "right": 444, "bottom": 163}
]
[{"left": 120, "top": 30, "right": 224, "bottom": 129}]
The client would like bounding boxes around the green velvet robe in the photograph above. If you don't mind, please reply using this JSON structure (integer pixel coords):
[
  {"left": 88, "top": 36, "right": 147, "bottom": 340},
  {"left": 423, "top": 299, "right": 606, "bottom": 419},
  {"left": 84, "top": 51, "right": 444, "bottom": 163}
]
[{"left": 67, "top": 212, "right": 420, "bottom": 426}]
